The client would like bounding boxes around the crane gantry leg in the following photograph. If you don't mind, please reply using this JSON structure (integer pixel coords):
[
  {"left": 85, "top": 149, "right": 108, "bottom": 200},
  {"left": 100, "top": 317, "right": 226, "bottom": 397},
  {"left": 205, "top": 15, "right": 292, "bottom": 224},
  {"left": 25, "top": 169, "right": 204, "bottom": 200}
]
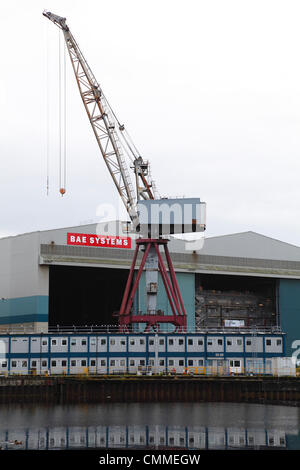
[{"left": 118, "top": 238, "right": 187, "bottom": 333}]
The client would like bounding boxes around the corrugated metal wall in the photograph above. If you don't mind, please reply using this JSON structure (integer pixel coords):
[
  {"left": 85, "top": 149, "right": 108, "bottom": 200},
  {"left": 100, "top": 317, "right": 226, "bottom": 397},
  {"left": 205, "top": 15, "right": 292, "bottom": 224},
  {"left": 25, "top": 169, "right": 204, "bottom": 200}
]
[
  {"left": 0, "top": 296, "right": 48, "bottom": 325},
  {"left": 134, "top": 272, "right": 195, "bottom": 330},
  {"left": 279, "top": 279, "right": 300, "bottom": 356}
]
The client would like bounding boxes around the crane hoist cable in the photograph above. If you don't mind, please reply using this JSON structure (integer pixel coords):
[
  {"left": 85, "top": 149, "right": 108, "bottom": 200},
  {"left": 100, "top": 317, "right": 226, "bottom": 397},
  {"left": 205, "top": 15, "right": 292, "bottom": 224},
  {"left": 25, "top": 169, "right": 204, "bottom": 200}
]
[
  {"left": 45, "top": 21, "right": 50, "bottom": 196},
  {"left": 58, "top": 29, "right": 67, "bottom": 196},
  {"left": 43, "top": 10, "right": 155, "bottom": 225},
  {"left": 102, "top": 91, "right": 142, "bottom": 161}
]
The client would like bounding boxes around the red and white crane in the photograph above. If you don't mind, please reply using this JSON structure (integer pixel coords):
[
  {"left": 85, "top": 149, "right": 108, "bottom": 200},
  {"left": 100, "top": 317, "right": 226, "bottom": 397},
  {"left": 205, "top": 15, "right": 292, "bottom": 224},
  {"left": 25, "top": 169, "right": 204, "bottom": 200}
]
[{"left": 43, "top": 11, "right": 206, "bottom": 332}]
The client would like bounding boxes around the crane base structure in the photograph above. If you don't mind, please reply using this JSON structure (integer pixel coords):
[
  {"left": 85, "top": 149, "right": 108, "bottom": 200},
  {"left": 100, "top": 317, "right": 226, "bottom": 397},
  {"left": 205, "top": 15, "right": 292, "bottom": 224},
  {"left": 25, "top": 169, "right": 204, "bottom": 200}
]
[{"left": 118, "top": 238, "right": 187, "bottom": 333}]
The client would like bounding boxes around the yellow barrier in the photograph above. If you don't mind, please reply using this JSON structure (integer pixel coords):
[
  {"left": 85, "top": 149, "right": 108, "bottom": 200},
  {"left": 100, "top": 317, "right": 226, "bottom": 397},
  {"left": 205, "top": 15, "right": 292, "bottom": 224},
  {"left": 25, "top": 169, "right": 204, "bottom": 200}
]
[{"left": 184, "top": 367, "right": 206, "bottom": 375}]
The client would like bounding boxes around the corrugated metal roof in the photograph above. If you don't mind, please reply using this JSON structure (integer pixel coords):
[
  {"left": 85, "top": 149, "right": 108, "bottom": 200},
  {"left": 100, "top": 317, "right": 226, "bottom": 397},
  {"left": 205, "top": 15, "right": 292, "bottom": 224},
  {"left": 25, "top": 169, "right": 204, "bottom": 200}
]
[
  {"left": 198, "top": 231, "right": 300, "bottom": 261},
  {"left": 3, "top": 222, "right": 300, "bottom": 263}
]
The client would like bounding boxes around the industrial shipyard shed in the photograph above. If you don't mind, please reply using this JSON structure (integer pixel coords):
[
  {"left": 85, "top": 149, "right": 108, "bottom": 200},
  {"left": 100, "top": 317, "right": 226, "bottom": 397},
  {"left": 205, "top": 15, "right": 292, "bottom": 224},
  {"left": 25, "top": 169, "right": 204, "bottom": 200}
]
[{"left": 1, "top": 221, "right": 300, "bottom": 355}]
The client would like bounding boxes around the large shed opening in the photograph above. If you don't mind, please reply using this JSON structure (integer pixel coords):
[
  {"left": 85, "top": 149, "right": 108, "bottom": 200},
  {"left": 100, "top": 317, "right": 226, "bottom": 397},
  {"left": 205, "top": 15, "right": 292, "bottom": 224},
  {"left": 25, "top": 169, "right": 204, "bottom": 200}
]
[
  {"left": 195, "top": 273, "right": 279, "bottom": 329},
  {"left": 49, "top": 265, "right": 129, "bottom": 327}
]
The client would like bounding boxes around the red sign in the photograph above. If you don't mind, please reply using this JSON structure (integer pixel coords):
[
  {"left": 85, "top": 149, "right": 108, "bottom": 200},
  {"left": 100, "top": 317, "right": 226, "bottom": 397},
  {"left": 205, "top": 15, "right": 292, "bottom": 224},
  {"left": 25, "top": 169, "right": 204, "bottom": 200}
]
[{"left": 67, "top": 232, "right": 131, "bottom": 249}]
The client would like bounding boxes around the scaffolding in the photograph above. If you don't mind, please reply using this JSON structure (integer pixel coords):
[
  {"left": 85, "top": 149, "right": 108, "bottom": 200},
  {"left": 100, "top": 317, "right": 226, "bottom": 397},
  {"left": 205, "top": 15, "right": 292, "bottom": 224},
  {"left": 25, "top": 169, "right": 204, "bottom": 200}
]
[{"left": 195, "top": 287, "right": 277, "bottom": 330}]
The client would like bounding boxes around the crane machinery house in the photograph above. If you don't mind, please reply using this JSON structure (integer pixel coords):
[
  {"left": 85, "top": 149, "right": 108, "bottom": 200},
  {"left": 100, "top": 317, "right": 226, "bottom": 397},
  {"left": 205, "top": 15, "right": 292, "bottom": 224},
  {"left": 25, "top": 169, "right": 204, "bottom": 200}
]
[{"left": 137, "top": 198, "right": 206, "bottom": 237}]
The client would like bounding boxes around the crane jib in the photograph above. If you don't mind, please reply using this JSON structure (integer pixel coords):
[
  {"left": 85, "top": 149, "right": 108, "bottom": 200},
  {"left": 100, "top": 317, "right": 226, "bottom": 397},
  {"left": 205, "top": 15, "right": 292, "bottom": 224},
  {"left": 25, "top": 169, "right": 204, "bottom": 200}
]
[{"left": 43, "top": 11, "right": 155, "bottom": 227}]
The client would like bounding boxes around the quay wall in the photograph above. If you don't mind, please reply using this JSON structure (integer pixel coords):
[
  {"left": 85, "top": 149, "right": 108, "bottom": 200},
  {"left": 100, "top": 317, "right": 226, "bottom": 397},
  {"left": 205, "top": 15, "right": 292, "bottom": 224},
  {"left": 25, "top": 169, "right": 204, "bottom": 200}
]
[{"left": 1, "top": 376, "right": 300, "bottom": 406}]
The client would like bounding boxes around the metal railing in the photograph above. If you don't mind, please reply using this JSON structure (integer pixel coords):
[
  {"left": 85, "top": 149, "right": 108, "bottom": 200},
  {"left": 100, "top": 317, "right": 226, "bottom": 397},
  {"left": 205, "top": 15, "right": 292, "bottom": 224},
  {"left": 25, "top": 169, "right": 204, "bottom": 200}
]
[
  {"left": 0, "top": 324, "right": 283, "bottom": 335},
  {"left": 48, "top": 325, "right": 283, "bottom": 335}
]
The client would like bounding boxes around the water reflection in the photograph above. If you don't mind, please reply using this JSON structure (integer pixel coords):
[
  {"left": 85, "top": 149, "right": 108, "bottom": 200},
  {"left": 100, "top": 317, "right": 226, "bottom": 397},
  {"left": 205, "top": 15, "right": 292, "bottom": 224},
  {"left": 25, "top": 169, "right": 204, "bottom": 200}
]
[
  {"left": 0, "top": 403, "right": 299, "bottom": 450},
  {"left": 0, "top": 424, "right": 294, "bottom": 450}
]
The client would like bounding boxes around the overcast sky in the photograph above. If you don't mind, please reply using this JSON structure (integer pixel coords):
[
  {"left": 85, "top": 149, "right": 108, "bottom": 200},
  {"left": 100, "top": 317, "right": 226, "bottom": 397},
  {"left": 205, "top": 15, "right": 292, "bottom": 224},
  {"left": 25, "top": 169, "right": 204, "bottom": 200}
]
[{"left": 1, "top": 0, "right": 300, "bottom": 246}]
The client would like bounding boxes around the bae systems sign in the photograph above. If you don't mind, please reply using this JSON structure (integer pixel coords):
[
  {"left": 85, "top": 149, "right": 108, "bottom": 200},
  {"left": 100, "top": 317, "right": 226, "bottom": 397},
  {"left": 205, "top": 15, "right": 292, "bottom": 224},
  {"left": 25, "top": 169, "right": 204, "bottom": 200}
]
[{"left": 67, "top": 233, "right": 131, "bottom": 249}]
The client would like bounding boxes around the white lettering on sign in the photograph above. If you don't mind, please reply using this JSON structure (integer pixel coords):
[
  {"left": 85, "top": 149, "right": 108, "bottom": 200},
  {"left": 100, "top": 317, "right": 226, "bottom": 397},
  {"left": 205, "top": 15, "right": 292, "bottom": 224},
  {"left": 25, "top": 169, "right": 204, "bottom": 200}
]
[{"left": 67, "top": 233, "right": 131, "bottom": 249}]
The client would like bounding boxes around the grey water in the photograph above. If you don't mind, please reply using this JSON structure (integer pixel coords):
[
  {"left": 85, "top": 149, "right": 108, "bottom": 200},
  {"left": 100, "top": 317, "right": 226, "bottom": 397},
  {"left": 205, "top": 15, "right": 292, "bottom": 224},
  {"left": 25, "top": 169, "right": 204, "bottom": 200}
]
[{"left": 0, "top": 402, "right": 300, "bottom": 450}]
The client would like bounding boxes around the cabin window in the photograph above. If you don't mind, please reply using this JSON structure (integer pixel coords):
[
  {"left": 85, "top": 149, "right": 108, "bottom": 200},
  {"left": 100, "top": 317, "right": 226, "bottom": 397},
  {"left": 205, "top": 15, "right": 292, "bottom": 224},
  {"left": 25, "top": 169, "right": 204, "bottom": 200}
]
[{"left": 230, "top": 360, "right": 240, "bottom": 367}]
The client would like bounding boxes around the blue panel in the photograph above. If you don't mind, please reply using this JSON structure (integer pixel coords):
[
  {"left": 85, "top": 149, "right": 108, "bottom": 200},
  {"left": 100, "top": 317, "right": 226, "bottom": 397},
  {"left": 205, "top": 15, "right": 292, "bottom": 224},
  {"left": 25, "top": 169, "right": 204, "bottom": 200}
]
[
  {"left": 176, "top": 272, "right": 195, "bottom": 330},
  {"left": 279, "top": 279, "right": 300, "bottom": 357},
  {"left": 134, "top": 272, "right": 195, "bottom": 331},
  {"left": 0, "top": 296, "right": 49, "bottom": 324},
  {"left": 0, "top": 332, "right": 286, "bottom": 378}
]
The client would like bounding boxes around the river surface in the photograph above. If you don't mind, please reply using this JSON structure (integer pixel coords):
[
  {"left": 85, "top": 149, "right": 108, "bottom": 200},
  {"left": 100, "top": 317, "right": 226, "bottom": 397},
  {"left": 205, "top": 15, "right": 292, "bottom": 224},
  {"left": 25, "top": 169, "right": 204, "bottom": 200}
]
[{"left": 0, "top": 402, "right": 300, "bottom": 450}]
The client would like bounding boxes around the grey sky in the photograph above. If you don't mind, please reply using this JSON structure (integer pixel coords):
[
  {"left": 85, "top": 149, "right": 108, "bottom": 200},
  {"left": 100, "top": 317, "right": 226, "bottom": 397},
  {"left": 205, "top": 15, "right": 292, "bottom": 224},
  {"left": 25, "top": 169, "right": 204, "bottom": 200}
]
[{"left": 1, "top": 0, "right": 300, "bottom": 246}]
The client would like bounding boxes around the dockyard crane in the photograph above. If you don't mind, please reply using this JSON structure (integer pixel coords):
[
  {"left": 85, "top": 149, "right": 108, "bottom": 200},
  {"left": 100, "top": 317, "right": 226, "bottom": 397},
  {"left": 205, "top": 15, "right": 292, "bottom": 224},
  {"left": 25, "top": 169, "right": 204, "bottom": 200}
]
[
  {"left": 43, "top": 11, "right": 154, "bottom": 231},
  {"left": 43, "top": 11, "right": 206, "bottom": 332}
]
